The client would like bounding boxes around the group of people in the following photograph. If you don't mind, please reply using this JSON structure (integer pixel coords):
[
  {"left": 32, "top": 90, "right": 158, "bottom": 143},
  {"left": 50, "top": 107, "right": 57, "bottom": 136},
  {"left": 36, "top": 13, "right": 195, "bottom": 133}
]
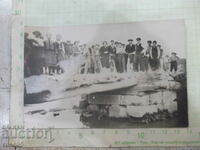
[
  {"left": 80, "top": 38, "right": 179, "bottom": 74},
  {"left": 25, "top": 31, "right": 180, "bottom": 76}
]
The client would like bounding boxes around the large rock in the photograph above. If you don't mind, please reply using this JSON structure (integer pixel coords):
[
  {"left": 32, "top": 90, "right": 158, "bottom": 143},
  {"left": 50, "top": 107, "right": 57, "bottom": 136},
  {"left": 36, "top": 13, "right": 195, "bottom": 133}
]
[
  {"left": 109, "top": 104, "right": 127, "bottom": 118},
  {"left": 126, "top": 105, "right": 158, "bottom": 118}
]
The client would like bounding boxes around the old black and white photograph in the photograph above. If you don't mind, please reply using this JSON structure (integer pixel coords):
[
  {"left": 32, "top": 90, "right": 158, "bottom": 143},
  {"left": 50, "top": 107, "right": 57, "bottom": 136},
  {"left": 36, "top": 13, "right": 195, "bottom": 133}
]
[{"left": 24, "top": 20, "right": 188, "bottom": 128}]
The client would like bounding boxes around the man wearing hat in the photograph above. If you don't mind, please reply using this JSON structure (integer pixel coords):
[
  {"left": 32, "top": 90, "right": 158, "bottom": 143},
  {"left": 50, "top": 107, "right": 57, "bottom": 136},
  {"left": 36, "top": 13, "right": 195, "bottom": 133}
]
[
  {"left": 134, "top": 37, "right": 144, "bottom": 72},
  {"left": 107, "top": 40, "right": 116, "bottom": 55},
  {"left": 107, "top": 40, "right": 117, "bottom": 72},
  {"left": 157, "top": 44, "right": 164, "bottom": 71},
  {"left": 143, "top": 40, "right": 152, "bottom": 71},
  {"left": 125, "top": 39, "right": 135, "bottom": 72},
  {"left": 149, "top": 40, "right": 160, "bottom": 70},
  {"left": 99, "top": 41, "right": 110, "bottom": 68},
  {"left": 64, "top": 40, "right": 73, "bottom": 59},
  {"left": 170, "top": 52, "right": 179, "bottom": 73},
  {"left": 43, "top": 33, "right": 57, "bottom": 74},
  {"left": 54, "top": 34, "right": 65, "bottom": 63}
]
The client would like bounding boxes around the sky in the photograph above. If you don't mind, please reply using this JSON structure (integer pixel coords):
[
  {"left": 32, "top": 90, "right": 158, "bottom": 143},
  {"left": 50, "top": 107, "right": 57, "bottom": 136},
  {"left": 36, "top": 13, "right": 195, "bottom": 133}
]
[{"left": 26, "top": 20, "right": 186, "bottom": 58}]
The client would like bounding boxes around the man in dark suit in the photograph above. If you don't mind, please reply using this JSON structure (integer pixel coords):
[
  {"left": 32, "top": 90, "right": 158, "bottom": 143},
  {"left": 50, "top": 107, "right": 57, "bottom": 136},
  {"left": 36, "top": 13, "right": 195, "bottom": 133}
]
[
  {"left": 107, "top": 40, "right": 116, "bottom": 55},
  {"left": 150, "top": 40, "right": 160, "bottom": 71},
  {"left": 125, "top": 39, "right": 135, "bottom": 72},
  {"left": 99, "top": 41, "right": 110, "bottom": 68},
  {"left": 134, "top": 37, "right": 144, "bottom": 72}
]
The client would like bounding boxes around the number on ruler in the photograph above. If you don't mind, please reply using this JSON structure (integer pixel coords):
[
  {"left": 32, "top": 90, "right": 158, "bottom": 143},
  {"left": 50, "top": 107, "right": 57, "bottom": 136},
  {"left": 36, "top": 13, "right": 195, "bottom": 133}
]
[
  {"left": 78, "top": 132, "right": 83, "bottom": 139},
  {"left": 174, "top": 129, "right": 180, "bottom": 134},
  {"left": 138, "top": 132, "right": 145, "bottom": 139},
  {"left": 114, "top": 130, "right": 118, "bottom": 134},
  {"left": 162, "top": 130, "right": 167, "bottom": 134},
  {"left": 149, "top": 130, "right": 156, "bottom": 134}
]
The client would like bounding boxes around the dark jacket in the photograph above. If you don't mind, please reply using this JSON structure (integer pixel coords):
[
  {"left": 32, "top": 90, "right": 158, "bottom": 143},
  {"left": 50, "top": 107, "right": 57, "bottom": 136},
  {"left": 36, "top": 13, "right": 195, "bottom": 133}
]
[
  {"left": 125, "top": 44, "right": 135, "bottom": 53},
  {"left": 152, "top": 46, "right": 159, "bottom": 58},
  {"left": 99, "top": 46, "right": 109, "bottom": 55},
  {"left": 135, "top": 43, "right": 144, "bottom": 55},
  {"left": 44, "top": 39, "right": 54, "bottom": 50},
  {"left": 64, "top": 43, "right": 73, "bottom": 56},
  {"left": 107, "top": 45, "right": 116, "bottom": 55}
]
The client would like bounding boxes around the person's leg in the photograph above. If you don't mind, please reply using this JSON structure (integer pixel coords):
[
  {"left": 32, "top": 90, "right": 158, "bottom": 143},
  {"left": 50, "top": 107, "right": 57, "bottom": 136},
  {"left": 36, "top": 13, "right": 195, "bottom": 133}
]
[
  {"left": 101, "top": 54, "right": 107, "bottom": 68},
  {"left": 84, "top": 59, "right": 89, "bottom": 74},
  {"left": 46, "top": 66, "right": 49, "bottom": 74},
  {"left": 133, "top": 55, "right": 138, "bottom": 72},
  {"left": 151, "top": 58, "right": 155, "bottom": 71},
  {"left": 42, "top": 66, "right": 45, "bottom": 74},
  {"left": 174, "top": 61, "right": 178, "bottom": 72},
  {"left": 149, "top": 58, "right": 154, "bottom": 71},
  {"left": 170, "top": 61, "right": 174, "bottom": 72},
  {"left": 124, "top": 54, "right": 128, "bottom": 72},
  {"left": 139, "top": 55, "right": 145, "bottom": 72},
  {"left": 145, "top": 57, "right": 149, "bottom": 71},
  {"left": 118, "top": 54, "right": 123, "bottom": 73},
  {"left": 122, "top": 54, "right": 126, "bottom": 72},
  {"left": 115, "top": 54, "right": 119, "bottom": 72}
]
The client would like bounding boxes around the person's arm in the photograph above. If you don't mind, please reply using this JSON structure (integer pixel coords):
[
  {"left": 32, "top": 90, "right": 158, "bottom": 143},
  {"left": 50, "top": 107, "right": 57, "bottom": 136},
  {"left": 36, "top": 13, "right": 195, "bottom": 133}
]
[
  {"left": 61, "top": 42, "right": 65, "bottom": 54},
  {"left": 125, "top": 45, "right": 129, "bottom": 53},
  {"left": 149, "top": 47, "right": 152, "bottom": 58},
  {"left": 169, "top": 57, "right": 172, "bottom": 62},
  {"left": 157, "top": 47, "right": 160, "bottom": 58},
  {"left": 54, "top": 42, "right": 58, "bottom": 53},
  {"left": 99, "top": 47, "right": 103, "bottom": 55},
  {"left": 132, "top": 45, "right": 136, "bottom": 54},
  {"left": 140, "top": 45, "right": 144, "bottom": 54},
  {"left": 114, "top": 47, "right": 116, "bottom": 54},
  {"left": 31, "top": 39, "right": 39, "bottom": 46}
]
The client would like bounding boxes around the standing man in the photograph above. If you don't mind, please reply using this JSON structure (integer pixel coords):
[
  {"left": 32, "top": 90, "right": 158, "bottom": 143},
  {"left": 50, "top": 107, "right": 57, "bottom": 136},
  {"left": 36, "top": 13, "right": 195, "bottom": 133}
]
[
  {"left": 107, "top": 40, "right": 117, "bottom": 72},
  {"left": 43, "top": 33, "right": 56, "bottom": 74},
  {"left": 150, "top": 41, "right": 160, "bottom": 71},
  {"left": 125, "top": 39, "right": 135, "bottom": 72},
  {"left": 64, "top": 40, "right": 73, "bottom": 59},
  {"left": 115, "top": 42, "right": 124, "bottom": 73},
  {"left": 170, "top": 52, "right": 179, "bottom": 74},
  {"left": 134, "top": 37, "right": 144, "bottom": 72},
  {"left": 107, "top": 40, "right": 116, "bottom": 54},
  {"left": 99, "top": 41, "right": 109, "bottom": 69},
  {"left": 157, "top": 44, "right": 164, "bottom": 71},
  {"left": 54, "top": 34, "right": 65, "bottom": 63},
  {"left": 143, "top": 40, "right": 152, "bottom": 71},
  {"left": 72, "top": 41, "right": 80, "bottom": 56}
]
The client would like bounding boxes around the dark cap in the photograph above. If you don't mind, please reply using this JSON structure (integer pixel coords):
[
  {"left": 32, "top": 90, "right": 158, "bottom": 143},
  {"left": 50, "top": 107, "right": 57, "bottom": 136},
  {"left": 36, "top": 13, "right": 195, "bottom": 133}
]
[
  {"left": 110, "top": 40, "right": 114, "bottom": 42},
  {"left": 128, "top": 39, "right": 133, "bottom": 41},
  {"left": 171, "top": 52, "right": 176, "bottom": 55},
  {"left": 147, "top": 40, "right": 152, "bottom": 43},
  {"left": 153, "top": 40, "right": 157, "bottom": 44},
  {"left": 136, "top": 37, "right": 141, "bottom": 41},
  {"left": 115, "top": 41, "right": 118, "bottom": 44}
]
